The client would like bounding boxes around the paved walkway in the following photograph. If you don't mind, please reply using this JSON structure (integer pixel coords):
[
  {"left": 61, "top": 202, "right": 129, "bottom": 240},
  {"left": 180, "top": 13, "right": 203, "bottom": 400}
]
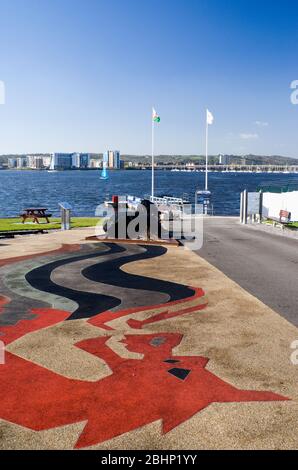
[
  {"left": 197, "top": 217, "right": 298, "bottom": 326},
  {"left": 0, "top": 228, "right": 298, "bottom": 450}
]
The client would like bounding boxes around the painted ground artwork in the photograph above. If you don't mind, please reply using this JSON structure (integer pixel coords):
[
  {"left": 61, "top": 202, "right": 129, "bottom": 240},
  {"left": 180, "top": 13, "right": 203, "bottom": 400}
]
[{"left": 0, "top": 243, "right": 287, "bottom": 449}]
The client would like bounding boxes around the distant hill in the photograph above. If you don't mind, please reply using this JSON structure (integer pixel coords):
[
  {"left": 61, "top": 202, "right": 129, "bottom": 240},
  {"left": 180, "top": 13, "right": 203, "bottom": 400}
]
[
  {"left": 1, "top": 153, "right": 297, "bottom": 166},
  {"left": 120, "top": 154, "right": 298, "bottom": 166}
]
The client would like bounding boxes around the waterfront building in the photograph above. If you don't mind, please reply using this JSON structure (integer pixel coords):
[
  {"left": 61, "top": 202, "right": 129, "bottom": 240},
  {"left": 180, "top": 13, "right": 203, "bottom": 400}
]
[
  {"left": 49, "top": 153, "right": 90, "bottom": 170},
  {"left": 17, "top": 157, "right": 27, "bottom": 169},
  {"left": 108, "top": 151, "right": 114, "bottom": 168},
  {"left": 26, "top": 155, "right": 35, "bottom": 168},
  {"left": 8, "top": 158, "right": 17, "bottom": 169},
  {"left": 35, "top": 157, "right": 43, "bottom": 169},
  {"left": 103, "top": 150, "right": 121, "bottom": 169},
  {"left": 90, "top": 159, "right": 101, "bottom": 168},
  {"left": 114, "top": 150, "right": 121, "bottom": 169},
  {"left": 50, "top": 153, "right": 73, "bottom": 170},
  {"left": 219, "top": 154, "right": 229, "bottom": 165},
  {"left": 103, "top": 151, "right": 109, "bottom": 168},
  {"left": 42, "top": 156, "right": 52, "bottom": 168},
  {"left": 26, "top": 155, "right": 44, "bottom": 169},
  {"left": 90, "top": 158, "right": 101, "bottom": 168},
  {"left": 78, "top": 153, "right": 90, "bottom": 169},
  {"left": 71, "top": 153, "right": 80, "bottom": 168}
]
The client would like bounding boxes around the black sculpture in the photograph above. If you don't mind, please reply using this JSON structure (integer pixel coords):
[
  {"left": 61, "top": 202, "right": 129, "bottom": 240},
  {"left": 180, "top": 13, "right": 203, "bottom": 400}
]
[{"left": 103, "top": 198, "right": 163, "bottom": 240}]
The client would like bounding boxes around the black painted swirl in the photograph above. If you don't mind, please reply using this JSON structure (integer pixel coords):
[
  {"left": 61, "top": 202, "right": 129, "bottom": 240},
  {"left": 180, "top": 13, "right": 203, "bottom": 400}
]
[{"left": 25, "top": 243, "right": 195, "bottom": 320}]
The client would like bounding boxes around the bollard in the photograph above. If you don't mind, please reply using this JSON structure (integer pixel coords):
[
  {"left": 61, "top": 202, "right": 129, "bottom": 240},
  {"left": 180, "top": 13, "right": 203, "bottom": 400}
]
[
  {"left": 240, "top": 192, "right": 244, "bottom": 223},
  {"left": 243, "top": 190, "right": 248, "bottom": 225},
  {"left": 59, "top": 202, "right": 72, "bottom": 230},
  {"left": 259, "top": 190, "right": 263, "bottom": 223}
]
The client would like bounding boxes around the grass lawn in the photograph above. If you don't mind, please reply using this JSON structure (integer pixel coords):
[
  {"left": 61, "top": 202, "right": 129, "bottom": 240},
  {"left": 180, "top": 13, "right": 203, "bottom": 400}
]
[
  {"left": 0, "top": 217, "right": 102, "bottom": 232},
  {"left": 287, "top": 222, "right": 298, "bottom": 229},
  {"left": 262, "top": 219, "right": 298, "bottom": 230}
]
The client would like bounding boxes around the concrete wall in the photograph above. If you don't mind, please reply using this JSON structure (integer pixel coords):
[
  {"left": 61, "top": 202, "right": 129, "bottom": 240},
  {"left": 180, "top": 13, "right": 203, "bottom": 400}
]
[{"left": 262, "top": 191, "right": 298, "bottom": 221}]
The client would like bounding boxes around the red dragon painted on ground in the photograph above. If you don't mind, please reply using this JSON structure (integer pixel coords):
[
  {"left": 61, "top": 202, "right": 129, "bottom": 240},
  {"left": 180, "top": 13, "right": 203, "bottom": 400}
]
[{"left": 0, "top": 286, "right": 287, "bottom": 449}]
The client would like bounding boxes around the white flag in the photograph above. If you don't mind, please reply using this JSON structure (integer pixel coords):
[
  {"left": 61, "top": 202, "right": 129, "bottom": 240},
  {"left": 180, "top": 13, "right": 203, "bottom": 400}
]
[
  {"left": 152, "top": 108, "right": 160, "bottom": 122},
  {"left": 207, "top": 109, "right": 214, "bottom": 125}
]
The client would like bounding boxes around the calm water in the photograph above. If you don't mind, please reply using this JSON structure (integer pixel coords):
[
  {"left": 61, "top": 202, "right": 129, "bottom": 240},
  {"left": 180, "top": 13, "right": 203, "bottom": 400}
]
[{"left": 1, "top": 170, "right": 298, "bottom": 217}]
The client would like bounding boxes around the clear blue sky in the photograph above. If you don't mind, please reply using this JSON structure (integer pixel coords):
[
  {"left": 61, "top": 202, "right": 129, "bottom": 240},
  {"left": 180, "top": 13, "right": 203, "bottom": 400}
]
[{"left": 0, "top": 0, "right": 298, "bottom": 156}]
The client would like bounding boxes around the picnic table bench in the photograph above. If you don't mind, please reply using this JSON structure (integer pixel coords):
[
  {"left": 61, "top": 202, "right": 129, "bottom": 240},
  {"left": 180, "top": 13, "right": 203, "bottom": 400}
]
[
  {"left": 20, "top": 208, "right": 52, "bottom": 224},
  {"left": 267, "top": 210, "right": 291, "bottom": 228}
]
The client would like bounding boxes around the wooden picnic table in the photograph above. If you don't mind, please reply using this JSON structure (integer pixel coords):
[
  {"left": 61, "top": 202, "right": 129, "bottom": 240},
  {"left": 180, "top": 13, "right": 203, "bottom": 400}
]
[{"left": 20, "top": 207, "right": 52, "bottom": 224}]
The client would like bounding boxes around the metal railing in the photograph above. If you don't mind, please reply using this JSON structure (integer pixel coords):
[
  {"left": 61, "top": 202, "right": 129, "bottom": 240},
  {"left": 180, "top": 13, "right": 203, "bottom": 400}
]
[{"left": 149, "top": 195, "right": 187, "bottom": 205}]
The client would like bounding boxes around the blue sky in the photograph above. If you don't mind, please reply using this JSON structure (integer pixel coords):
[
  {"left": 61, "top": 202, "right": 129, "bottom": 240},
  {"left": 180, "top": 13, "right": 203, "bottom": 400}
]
[{"left": 0, "top": 0, "right": 298, "bottom": 156}]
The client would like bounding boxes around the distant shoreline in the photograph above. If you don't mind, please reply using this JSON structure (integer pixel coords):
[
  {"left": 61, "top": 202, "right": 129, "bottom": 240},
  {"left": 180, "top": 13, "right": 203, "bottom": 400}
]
[{"left": 1, "top": 166, "right": 298, "bottom": 174}]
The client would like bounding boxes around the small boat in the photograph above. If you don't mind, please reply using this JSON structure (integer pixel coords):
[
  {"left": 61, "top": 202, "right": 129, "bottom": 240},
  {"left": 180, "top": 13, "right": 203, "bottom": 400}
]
[
  {"left": 100, "top": 163, "right": 109, "bottom": 180},
  {"left": 196, "top": 190, "right": 211, "bottom": 197}
]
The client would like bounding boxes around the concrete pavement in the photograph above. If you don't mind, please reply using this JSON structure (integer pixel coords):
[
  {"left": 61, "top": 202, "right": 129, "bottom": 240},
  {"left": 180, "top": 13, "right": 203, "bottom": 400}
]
[{"left": 197, "top": 217, "right": 298, "bottom": 327}]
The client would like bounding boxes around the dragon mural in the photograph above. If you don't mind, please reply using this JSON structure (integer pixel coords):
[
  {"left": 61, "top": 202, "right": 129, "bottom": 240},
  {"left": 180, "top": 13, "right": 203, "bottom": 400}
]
[{"left": 0, "top": 243, "right": 287, "bottom": 448}]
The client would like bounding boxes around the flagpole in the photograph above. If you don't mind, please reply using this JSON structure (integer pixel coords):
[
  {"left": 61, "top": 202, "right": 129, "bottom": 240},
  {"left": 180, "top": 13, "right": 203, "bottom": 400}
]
[
  {"left": 151, "top": 110, "right": 154, "bottom": 199},
  {"left": 205, "top": 111, "right": 209, "bottom": 192}
]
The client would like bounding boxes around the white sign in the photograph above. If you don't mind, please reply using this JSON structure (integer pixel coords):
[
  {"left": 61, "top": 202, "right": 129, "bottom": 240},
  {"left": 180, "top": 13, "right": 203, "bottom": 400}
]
[{"left": 247, "top": 192, "right": 260, "bottom": 215}]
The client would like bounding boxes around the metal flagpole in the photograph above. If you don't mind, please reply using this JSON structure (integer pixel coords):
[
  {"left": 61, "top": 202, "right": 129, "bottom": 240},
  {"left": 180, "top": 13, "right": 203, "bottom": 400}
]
[
  {"left": 205, "top": 111, "right": 209, "bottom": 192},
  {"left": 151, "top": 109, "right": 154, "bottom": 199}
]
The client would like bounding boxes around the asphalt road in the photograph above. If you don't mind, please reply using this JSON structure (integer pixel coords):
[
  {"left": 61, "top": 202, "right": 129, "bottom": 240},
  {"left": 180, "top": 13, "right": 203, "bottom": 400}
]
[{"left": 196, "top": 217, "right": 298, "bottom": 327}]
